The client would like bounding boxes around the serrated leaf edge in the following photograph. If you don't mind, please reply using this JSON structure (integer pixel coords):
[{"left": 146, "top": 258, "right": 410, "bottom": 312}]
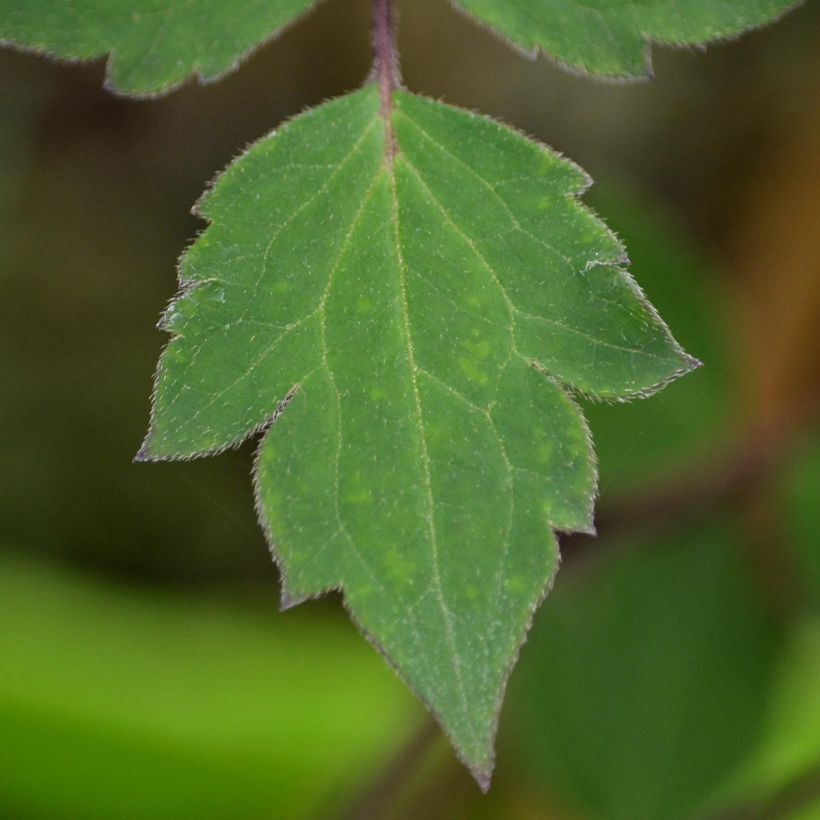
[
  {"left": 0, "top": 0, "right": 321, "bottom": 99},
  {"left": 135, "top": 80, "right": 699, "bottom": 786},
  {"left": 448, "top": 0, "right": 804, "bottom": 82}
]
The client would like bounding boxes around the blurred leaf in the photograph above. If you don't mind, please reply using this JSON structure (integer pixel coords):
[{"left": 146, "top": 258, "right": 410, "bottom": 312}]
[
  {"left": 710, "top": 617, "right": 820, "bottom": 818},
  {"left": 140, "top": 85, "right": 695, "bottom": 781},
  {"left": 506, "top": 525, "right": 779, "bottom": 820},
  {"left": 782, "top": 432, "right": 820, "bottom": 609},
  {"left": 0, "top": 553, "right": 420, "bottom": 819},
  {"left": 0, "top": 0, "right": 316, "bottom": 95},
  {"left": 453, "top": 0, "right": 800, "bottom": 80}
]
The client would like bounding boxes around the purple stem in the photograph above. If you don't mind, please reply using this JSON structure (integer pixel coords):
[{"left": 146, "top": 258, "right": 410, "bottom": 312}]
[{"left": 373, "top": 0, "right": 398, "bottom": 159}]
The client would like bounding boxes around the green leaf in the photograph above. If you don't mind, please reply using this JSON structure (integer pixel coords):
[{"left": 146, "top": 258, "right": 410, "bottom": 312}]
[
  {"left": 453, "top": 0, "right": 801, "bottom": 80},
  {"left": 712, "top": 616, "right": 820, "bottom": 818},
  {"left": 506, "top": 524, "right": 780, "bottom": 819},
  {"left": 138, "top": 83, "right": 695, "bottom": 781},
  {"left": 0, "top": 0, "right": 316, "bottom": 96}
]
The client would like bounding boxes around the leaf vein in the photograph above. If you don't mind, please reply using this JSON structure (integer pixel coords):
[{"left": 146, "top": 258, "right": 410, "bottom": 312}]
[{"left": 389, "top": 165, "right": 479, "bottom": 749}]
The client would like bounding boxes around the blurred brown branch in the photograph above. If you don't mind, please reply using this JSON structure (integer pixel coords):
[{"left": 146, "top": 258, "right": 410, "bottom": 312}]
[
  {"left": 335, "top": 718, "right": 441, "bottom": 820},
  {"left": 560, "top": 397, "right": 819, "bottom": 571}
]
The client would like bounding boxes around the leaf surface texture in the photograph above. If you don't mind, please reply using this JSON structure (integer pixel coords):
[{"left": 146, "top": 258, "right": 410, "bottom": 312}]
[{"left": 140, "top": 85, "right": 695, "bottom": 779}]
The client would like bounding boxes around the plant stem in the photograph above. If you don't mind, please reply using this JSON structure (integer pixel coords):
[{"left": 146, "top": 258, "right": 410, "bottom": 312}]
[{"left": 373, "top": 0, "right": 398, "bottom": 159}]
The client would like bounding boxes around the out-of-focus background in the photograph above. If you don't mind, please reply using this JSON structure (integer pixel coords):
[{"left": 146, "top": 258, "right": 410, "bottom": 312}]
[{"left": 1, "top": 1, "right": 819, "bottom": 817}]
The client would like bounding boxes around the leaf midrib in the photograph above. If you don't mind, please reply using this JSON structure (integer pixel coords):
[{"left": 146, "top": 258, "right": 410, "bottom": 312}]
[{"left": 385, "top": 162, "right": 479, "bottom": 753}]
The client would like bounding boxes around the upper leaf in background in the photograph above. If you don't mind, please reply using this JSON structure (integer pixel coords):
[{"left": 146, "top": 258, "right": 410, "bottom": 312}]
[
  {"left": 138, "top": 84, "right": 695, "bottom": 781},
  {"left": 453, "top": 0, "right": 801, "bottom": 80},
  {"left": 0, "top": 0, "right": 317, "bottom": 96}
]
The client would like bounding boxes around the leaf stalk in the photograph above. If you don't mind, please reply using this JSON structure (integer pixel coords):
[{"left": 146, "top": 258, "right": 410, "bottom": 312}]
[{"left": 373, "top": 0, "right": 399, "bottom": 160}]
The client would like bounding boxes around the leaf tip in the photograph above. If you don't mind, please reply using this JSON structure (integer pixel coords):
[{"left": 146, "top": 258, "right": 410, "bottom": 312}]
[
  {"left": 279, "top": 587, "right": 310, "bottom": 612},
  {"left": 472, "top": 764, "right": 493, "bottom": 793},
  {"left": 686, "top": 354, "right": 704, "bottom": 372},
  {"left": 572, "top": 520, "right": 597, "bottom": 538},
  {"left": 132, "top": 445, "right": 152, "bottom": 463}
]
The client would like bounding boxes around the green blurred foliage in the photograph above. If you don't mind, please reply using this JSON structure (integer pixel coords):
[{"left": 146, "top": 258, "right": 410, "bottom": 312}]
[
  {"left": 712, "top": 616, "right": 820, "bottom": 817},
  {"left": 507, "top": 525, "right": 780, "bottom": 820},
  {"left": 783, "top": 434, "right": 820, "bottom": 609},
  {"left": 0, "top": 553, "right": 420, "bottom": 819}
]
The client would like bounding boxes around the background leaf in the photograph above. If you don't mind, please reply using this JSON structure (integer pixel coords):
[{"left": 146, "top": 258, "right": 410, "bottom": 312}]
[
  {"left": 0, "top": 0, "right": 317, "bottom": 95},
  {"left": 782, "top": 433, "right": 820, "bottom": 610},
  {"left": 453, "top": 0, "right": 801, "bottom": 80},
  {"left": 712, "top": 616, "right": 820, "bottom": 818},
  {"left": 506, "top": 523, "right": 780, "bottom": 820}
]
